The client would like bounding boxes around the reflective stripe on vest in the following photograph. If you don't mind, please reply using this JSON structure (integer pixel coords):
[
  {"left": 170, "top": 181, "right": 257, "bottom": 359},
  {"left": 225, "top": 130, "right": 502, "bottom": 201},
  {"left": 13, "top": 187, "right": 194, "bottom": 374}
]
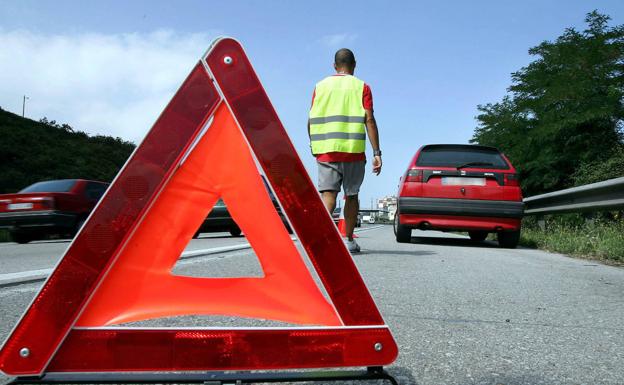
[
  {"left": 309, "top": 75, "right": 366, "bottom": 155},
  {"left": 310, "top": 132, "right": 366, "bottom": 141}
]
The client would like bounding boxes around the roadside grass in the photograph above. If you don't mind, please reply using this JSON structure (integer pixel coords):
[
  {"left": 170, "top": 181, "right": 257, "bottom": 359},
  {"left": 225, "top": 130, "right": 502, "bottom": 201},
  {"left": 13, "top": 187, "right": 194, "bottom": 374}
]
[{"left": 520, "top": 215, "right": 624, "bottom": 264}]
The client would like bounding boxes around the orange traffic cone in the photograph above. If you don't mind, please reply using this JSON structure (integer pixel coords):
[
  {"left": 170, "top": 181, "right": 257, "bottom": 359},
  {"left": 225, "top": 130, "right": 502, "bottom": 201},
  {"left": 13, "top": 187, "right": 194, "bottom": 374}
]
[{"left": 336, "top": 203, "right": 358, "bottom": 238}]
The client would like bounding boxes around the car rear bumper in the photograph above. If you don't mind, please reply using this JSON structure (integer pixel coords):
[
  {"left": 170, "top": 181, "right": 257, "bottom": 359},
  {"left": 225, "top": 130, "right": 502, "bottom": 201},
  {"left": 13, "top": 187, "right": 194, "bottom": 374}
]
[
  {"left": 399, "top": 197, "right": 524, "bottom": 219},
  {"left": 0, "top": 210, "right": 77, "bottom": 230},
  {"left": 399, "top": 213, "right": 521, "bottom": 231},
  {"left": 199, "top": 217, "right": 238, "bottom": 232}
]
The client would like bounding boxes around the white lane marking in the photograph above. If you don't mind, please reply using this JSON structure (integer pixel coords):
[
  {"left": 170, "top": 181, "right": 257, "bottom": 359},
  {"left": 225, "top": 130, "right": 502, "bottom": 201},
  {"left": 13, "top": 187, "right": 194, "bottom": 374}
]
[
  {"left": 179, "top": 243, "right": 251, "bottom": 259},
  {"left": 0, "top": 243, "right": 255, "bottom": 286},
  {"left": 354, "top": 225, "right": 385, "bottom": 233},
  {"left": 0, "top": 285, "right": 40, "bottom": 296},
  {"left": 0, "top": 228, "right": 385, "bottom": 286},
  {"left": 0, "top": 268, "right": 53, "bottom": 281}
]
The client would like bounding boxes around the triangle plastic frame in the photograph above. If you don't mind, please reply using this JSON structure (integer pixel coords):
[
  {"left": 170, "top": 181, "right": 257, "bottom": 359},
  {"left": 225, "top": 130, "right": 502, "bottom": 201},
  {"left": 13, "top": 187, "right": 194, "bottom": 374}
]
[{"left": 0, "top": 37, "right": 398, "bottom": 376}]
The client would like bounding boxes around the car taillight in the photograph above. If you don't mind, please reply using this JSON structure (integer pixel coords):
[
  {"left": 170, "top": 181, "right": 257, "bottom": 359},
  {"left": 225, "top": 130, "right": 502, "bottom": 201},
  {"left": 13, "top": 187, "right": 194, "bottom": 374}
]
[
  {"left": 405, "top": 169, "right": 423, "bottom": 183},
  {"left": 504, "top": 173, "right": 519, "bottom": 186},
  {"left": 40, "top": 197, "right": 55, "bottom": 209}
]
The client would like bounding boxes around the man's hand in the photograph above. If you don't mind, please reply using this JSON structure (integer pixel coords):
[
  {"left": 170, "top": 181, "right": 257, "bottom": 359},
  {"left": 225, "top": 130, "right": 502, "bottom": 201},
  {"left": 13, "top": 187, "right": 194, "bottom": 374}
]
[
  {"left": 365, "top": 109, "right": 381, "bottom": 175},
  {"left": 372, "top": 155, "right": 382, "bottom": 175}
]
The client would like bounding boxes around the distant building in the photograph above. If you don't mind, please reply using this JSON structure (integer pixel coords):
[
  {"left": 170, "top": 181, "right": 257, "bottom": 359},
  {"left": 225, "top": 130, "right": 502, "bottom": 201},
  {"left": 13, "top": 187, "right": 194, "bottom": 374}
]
[{"left": 376, "top": 195, "right": 397, "bottom": 221}]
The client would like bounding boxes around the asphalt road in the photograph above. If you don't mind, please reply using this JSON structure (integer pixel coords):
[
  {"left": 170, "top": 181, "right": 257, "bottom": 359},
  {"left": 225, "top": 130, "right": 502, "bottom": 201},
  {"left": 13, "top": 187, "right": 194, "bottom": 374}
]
[{"left": 1, "top": 225, "right": 623, "bottom": 384}]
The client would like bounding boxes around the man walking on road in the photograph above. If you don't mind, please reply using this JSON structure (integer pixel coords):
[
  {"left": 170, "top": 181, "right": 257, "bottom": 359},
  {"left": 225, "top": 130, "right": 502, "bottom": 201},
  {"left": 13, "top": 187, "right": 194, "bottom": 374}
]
[{"left": 308, "top": 48, "right": 382, "bottom": 253}]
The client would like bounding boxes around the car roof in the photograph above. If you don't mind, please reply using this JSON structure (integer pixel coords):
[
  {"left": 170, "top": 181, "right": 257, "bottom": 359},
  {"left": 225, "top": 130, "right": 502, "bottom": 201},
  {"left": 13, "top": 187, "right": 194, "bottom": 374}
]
[{"left": 420, "top": 144, "right": 501, "bottom": 153}]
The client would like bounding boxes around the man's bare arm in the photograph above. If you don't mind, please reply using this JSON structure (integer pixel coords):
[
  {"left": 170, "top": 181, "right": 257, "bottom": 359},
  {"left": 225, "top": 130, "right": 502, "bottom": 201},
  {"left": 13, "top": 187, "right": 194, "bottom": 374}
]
[{"left": 365, "top": 109, "right": 382, "bottom": 175}]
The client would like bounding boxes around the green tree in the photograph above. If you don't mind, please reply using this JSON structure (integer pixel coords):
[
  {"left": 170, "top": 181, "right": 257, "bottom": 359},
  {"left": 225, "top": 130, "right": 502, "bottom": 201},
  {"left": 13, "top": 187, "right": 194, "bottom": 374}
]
[
  {"left": 573, "top": 144, "right": 624, "bottom": 185},
  {"left": 472, "top": 11, "right": 624, "bottom": 195}
]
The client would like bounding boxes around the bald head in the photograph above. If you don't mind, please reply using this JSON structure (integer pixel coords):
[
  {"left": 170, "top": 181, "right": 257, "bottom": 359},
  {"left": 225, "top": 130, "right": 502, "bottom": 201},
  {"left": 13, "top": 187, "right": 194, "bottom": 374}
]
[{"left": 334, "top": 48, "right": 356, "bottom": 74}]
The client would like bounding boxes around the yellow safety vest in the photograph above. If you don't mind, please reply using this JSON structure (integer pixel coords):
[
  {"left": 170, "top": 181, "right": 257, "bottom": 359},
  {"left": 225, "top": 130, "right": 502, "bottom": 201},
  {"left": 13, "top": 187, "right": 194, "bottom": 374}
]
[{"left": 309, "top": 75, "right": 366, "bottom": 155}]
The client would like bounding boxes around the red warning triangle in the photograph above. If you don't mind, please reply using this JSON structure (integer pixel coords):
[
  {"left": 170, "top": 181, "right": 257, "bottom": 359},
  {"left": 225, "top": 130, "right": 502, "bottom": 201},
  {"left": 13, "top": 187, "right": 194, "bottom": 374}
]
[{"left": 0, "top": 38, "right": 397, "bottom": 376}]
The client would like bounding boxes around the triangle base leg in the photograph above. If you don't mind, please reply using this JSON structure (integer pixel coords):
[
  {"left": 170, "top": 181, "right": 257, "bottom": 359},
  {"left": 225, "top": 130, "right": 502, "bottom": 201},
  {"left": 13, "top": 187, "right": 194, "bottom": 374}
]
[{"left": 10, "top": 367, "right": 399, "bottom": 385}]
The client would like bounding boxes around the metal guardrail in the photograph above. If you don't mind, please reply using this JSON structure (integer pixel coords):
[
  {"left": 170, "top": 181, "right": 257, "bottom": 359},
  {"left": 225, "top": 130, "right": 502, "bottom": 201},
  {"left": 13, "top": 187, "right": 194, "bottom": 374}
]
[{"left": 523, "top": 177, "right": 624, "bottom": 215}]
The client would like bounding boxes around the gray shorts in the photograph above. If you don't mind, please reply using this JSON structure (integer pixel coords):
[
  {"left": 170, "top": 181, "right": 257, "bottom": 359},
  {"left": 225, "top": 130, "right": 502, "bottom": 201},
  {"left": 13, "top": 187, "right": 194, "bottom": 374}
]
[{"left": 317, "top": 161, "right": 366, "bottom": 196}]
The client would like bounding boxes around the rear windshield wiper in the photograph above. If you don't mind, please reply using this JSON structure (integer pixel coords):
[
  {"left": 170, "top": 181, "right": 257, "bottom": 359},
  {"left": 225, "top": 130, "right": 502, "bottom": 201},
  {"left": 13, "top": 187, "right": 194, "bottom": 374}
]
[{"left": 456, "top": 162, "right": 494, "bottom": 170}]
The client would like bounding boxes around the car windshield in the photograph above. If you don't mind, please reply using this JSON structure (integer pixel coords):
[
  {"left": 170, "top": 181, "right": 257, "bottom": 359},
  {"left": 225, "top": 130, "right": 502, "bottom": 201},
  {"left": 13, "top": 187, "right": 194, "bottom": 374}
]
[
  {"left": 19, "top": 180, "right": 77, "bottom": 193},
  {"left": 416, "top": 146, "right": 509, "bottom": 169}
]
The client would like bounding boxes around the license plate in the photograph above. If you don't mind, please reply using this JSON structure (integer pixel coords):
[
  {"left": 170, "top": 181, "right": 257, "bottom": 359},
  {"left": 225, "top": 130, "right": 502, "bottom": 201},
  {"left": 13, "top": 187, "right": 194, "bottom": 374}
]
[
  {"left": 442, "top": 177, "right": 486, "bottom": 186},
  {"left": 8, "top": 203, "right": 33, "bottom": 210}
]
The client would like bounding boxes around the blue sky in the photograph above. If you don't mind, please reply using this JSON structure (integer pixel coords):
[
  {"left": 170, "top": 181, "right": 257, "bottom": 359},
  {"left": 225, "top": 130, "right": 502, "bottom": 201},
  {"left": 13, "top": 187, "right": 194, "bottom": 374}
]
[{"left": 1, "top": 1, "right": 623, "bottom": 207}]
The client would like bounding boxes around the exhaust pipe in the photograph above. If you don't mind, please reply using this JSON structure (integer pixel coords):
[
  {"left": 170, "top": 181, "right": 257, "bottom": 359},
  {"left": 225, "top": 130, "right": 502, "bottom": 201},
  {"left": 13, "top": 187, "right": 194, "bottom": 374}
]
[{"left": 419, "top": 222, "right": 431, "bottom": 230}]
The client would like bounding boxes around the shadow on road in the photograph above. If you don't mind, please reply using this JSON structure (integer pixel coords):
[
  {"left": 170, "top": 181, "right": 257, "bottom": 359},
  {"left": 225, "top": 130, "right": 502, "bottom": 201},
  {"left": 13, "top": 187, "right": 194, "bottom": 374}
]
[
  {"left": 195, "top": 234, "right": 242, "bottom": 240},
  {"left": 310, "top": 366, "right": 418, "bottom": 385},
  {"left": 360, "top": 250, "right": 437, "bottom": 257},
  {"left": 409, "top": 236, "right": 499, "bottom": 249},
  {"left": 26, "top": 239, "right": 72, "bottom": 245},
  {"left": 388, "top": 366, "right": 420, "bottom": 385},
  {"left": 467, "top": 373, "right": 550, "bottom": 385}
]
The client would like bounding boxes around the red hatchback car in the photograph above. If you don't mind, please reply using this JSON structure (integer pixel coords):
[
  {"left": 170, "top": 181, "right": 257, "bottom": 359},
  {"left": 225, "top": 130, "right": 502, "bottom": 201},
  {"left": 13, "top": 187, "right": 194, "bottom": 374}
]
[
  {"left": 394, "top": 144, "right": 524, "bottom": 248},
  {"left": 0, "top": 179, "right": 108, "bottom": 243}
]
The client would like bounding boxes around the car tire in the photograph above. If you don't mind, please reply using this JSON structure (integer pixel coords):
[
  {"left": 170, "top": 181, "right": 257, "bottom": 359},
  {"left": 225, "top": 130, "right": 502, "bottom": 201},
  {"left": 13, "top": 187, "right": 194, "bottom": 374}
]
[
  {"left": 10, "top": 231, "right": 32, "bottom": 244},
  {"left": 279, "top": 215, "right": 294, "bottom": 234},
  {"left": 394, "top": 215, "right": 411, "bottom": 243},
  {"left": 498, "top": 230, "right": 520, "bottom": 249},
  {"left": 229, "top": 226, "right": 242, "bottom": 237},
  {"left": 468, "top": 230, "right": 488, "bottom": 242}
]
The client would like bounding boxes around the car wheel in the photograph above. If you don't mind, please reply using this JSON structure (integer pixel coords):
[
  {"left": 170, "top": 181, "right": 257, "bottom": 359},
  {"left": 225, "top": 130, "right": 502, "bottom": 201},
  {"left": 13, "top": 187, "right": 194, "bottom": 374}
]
[
  {"left": 279, "top": 215, "right": 293, "bottom": 234},
  {"left": 229, "top": 226, "right": 242, "bottom": 237},
  {"left": 394, "top": 215, "right": 411, "bottom": 243},
  {"left": 498, "top": 230, "right": 520, "bottom": 249},
  {"left": 468, "top": 230, "right": 488, "bottom": 242},
  {"left": 10, "top": 231, "right": 32, "bottom": 244}
]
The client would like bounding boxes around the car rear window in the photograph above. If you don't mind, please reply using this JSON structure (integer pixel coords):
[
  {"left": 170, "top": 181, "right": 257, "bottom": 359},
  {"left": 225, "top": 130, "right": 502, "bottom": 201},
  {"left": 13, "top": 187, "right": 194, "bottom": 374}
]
[
  {"left": 20, "top": 180, "right": 77, "bottom": 193},
  {"left": 416, "top": 146, "right": 509, "bottom": 169}
]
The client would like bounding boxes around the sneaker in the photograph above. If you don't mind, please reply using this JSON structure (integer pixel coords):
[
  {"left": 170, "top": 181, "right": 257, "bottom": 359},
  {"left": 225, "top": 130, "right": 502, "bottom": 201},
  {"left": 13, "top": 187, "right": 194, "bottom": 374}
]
[{"left": 344, "top": 238, "right": 360, "bottom": 253}]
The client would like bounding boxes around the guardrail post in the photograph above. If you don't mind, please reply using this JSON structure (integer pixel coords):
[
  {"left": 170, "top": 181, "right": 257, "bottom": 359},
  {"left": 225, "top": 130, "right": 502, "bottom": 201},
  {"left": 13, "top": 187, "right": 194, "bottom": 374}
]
[
  {"left": 584, "top": 212, "right": 595, "bottom": 226},
  {"left": 537, "top": 215, "right": 546, "bottom": 231}
]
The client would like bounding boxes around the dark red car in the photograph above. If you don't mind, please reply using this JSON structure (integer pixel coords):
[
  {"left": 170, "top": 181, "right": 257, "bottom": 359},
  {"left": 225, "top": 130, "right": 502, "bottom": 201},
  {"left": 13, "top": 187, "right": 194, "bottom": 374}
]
[
  {"left": 394, "top": 144, "right": 524, "bottom": 248},
  {"left": 0, "top": 179, "right": 108, "bottom": 243}
]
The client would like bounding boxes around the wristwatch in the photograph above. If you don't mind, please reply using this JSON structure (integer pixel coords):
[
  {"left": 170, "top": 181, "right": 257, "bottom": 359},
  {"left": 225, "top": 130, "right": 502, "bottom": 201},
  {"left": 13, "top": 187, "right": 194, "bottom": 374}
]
[{"left": 373, "top": 149, "right": 382, "bottom": 157}]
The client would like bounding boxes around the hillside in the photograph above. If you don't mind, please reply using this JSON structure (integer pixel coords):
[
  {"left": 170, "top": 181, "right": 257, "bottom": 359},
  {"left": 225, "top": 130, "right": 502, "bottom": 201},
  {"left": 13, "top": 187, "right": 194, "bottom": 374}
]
[{"left": 0, "top": 107, "right": 135, "bottom": 193}]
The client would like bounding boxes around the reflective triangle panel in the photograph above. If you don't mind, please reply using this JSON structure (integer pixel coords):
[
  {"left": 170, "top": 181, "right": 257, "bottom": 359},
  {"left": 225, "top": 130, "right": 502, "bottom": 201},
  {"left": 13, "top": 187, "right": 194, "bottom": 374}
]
[{"left": 47, "top": 327, "right": 397, "bottom": 372}]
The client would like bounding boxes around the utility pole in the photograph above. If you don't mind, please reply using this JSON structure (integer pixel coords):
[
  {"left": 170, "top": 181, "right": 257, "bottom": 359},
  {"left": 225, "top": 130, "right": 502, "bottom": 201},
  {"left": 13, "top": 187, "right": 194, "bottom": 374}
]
[{"left": 22, "top": 95, "right": 29, "bottom": 117}]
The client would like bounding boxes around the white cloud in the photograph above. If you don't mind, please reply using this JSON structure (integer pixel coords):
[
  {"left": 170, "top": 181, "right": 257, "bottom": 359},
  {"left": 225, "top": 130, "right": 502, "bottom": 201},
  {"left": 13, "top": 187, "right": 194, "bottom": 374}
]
[
  {"left": 319, "top": 33, "right": 358, "bottom": 48},
  {"left": 0, "top": 29, "right": 220, "bottom": 142}
]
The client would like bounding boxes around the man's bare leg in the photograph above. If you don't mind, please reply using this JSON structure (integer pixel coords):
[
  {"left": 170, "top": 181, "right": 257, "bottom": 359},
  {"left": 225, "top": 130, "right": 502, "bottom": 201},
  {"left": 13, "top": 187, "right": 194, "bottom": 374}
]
[
  {"left": 344, "top": 194, "right": 359, "bottom": 241},
  {"left": 321, "top": 191, "right": 338, "bottom": 215}
]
